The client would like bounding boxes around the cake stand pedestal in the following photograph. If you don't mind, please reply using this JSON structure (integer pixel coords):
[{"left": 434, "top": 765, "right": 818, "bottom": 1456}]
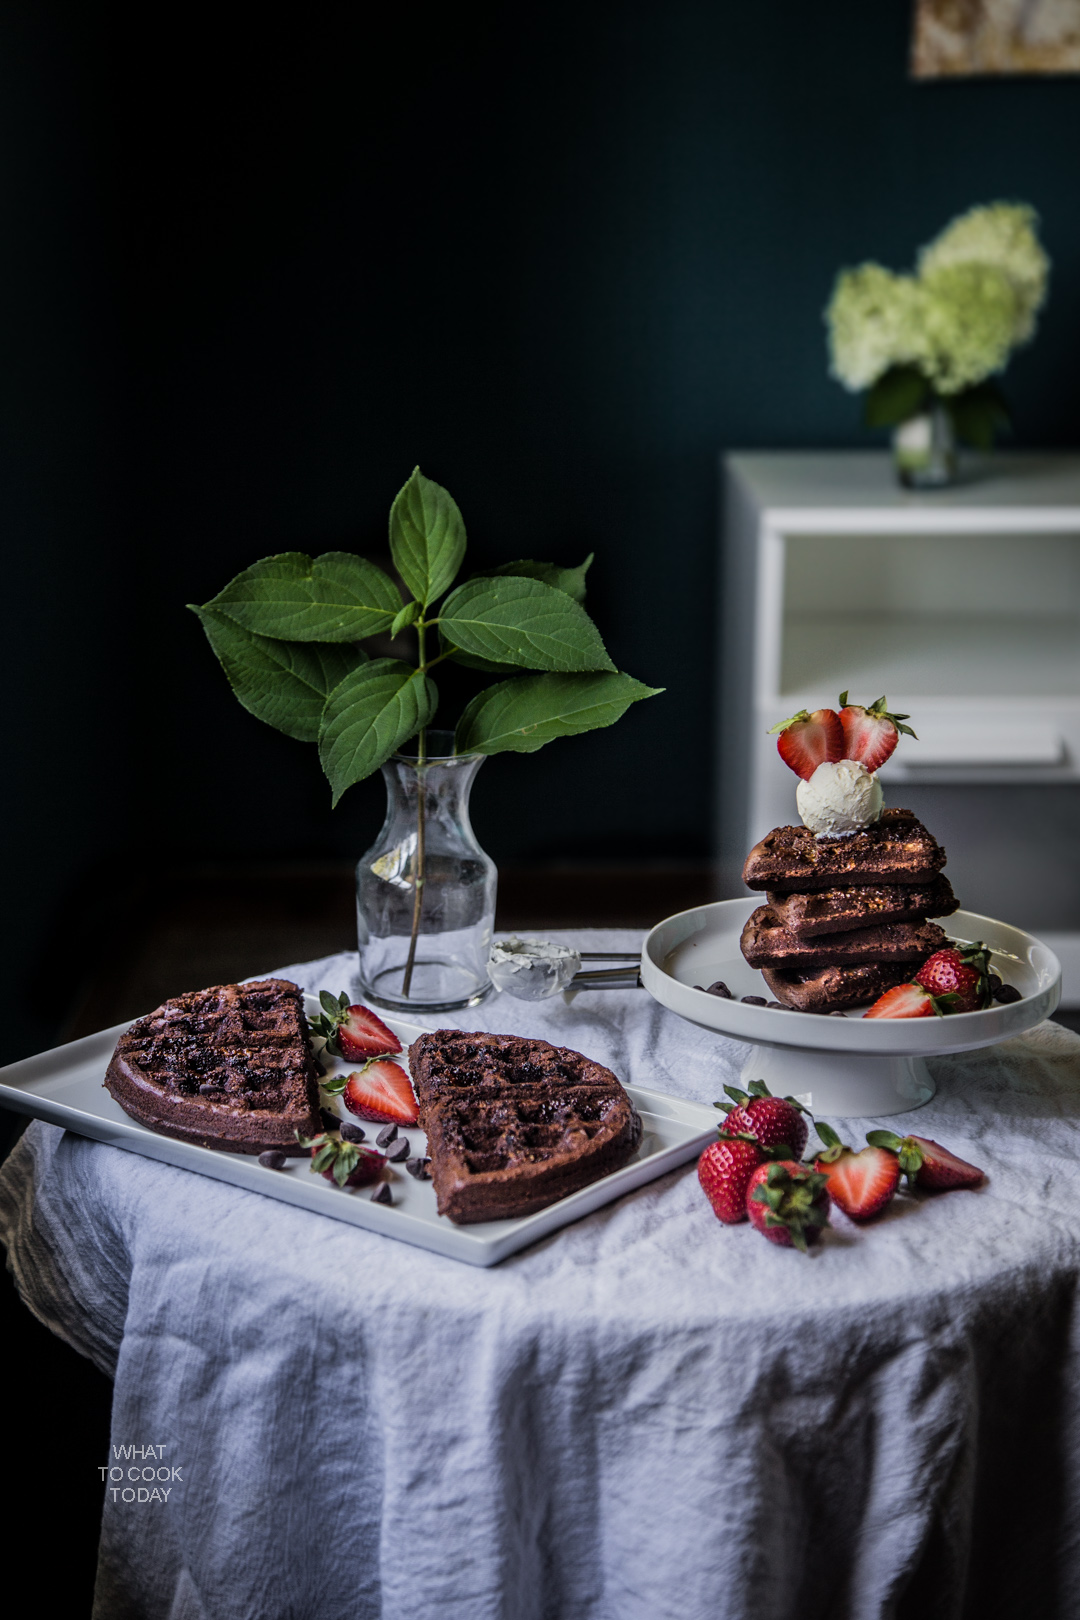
[{"left": 641, "top": 900, "right": 1061, "bottom": 1118}]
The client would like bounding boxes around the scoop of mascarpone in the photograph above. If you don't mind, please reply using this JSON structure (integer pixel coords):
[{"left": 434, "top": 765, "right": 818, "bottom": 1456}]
[{"left": 795, "top": 759, "right": 884, "bottom": 838}]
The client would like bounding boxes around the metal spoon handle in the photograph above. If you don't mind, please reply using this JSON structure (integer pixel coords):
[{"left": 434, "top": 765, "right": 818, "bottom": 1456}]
[
  {"left": 570, "top": 967, "right": 643, "bottom": 987},
  {"left": 577, "top": 951, "right": 642, "bottom": 961}
]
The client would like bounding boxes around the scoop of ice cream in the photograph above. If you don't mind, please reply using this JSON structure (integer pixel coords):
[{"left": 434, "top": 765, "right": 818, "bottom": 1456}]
[
  {"left": 489, "top": 936, "right": 581, "bottom": 1000},
  {"left": 795, "top": 759, "right": 884, "bottom": 838}
]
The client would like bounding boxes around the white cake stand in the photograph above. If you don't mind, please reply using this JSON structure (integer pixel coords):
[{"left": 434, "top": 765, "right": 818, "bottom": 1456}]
[{"left": 640, "top": 900, "right": 1061, "bottom": 1118}]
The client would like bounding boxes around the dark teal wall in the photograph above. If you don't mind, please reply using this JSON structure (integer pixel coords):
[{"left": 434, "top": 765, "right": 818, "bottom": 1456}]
[{"left": 4, "top": 1, "right": 1080, "bottom": 1053}]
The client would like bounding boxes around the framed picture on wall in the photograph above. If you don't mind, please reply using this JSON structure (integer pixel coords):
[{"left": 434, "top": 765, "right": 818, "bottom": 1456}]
[{"left": 912, "top": 0, "right": 1080, "bottom": 77}]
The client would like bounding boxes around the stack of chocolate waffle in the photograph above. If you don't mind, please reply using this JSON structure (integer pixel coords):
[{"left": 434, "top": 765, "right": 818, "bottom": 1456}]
[
  {"left": 740, "top": 809, "right": 958, "bottom": 1013},
  {"left": 408, "top": 1031, "right": 642, "bottom": 1223}
]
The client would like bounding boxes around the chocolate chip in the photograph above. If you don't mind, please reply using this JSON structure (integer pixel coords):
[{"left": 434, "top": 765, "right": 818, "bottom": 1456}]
[
  {"left": 988, "top": 973, "right": 1003, "bottom": 993},
  {"left": 258, "top": 1150, "right": 287, "bottom": 1170},
  {"left": 993, "top": 984, "right": 1022, "bottom": 1004},
  {"left": 406, "top": 1158, "right": 431, "bottom": 1180},
  {"left": 371, "top": 1183, "right": 392, "bottom": 1205},
  {"left": 340, "top": 1122, "right": 366, "bottom": 1144},
  {"left": 706, "top": 981, "right": 733, "bottom": 998},
  {"left": 386, "top": 1137, "right": 410, "bottom": 1162},
  {"left": 741, "top": 995, "right": 767, "bottom": 1006},
  {"left": 376, "top": 1123, "right": 399, "bottom": 1148},
  {"left": 828, "top": 1010, "right": 848, "bottom": 1018},
  {"left": 693, "top": 984, "right": 704, "bottom": 991},
  {"left": 767, "top": 1001, "right": 787, "bottom": 1010},
  {"left": 320, "top": 1107, "right": 340, "bottom": 1131}
]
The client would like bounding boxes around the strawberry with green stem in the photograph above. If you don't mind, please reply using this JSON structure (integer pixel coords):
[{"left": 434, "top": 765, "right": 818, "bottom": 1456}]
[
  {"left": 714, "top": 1079, "right": 809, "bottom": 1160},
  {"left": 698, "top": 1129, "right": 801, "bottom": 1225},
  {"left": 864, "top": 982, "right": 956, "bottom": 1019},
  {"left": 296, "top": 1129, "right": 387, "bottom": 1188},
  {"left": 321, "top": 1056, "right": 419, "bottom": 1125},
  {"left": 310, "top": 991, "right": 402, "bottom": 1061},
  {"left": 768, "top": 707, "right": 844, "bottom": 781},
  {"left": 914, "top": 943, "right": 993, "bottom": 1013},
  {"left": 812, "top": 1121, "right": 900, "bottom": 1221},
  {"left": 837, "top": 692, "right": 917, "bottom": 772},
  {"left": 866, "top": 1130, "right": 985, "bottom": 1192},
  {"left": 746, "top": 1161, "right": 831, "bottom": 1251}
]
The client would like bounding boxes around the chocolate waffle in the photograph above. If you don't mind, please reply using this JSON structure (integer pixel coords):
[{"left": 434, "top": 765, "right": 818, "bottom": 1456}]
[
  {"left": 741, "top": 907, "right": 946, "bottom": 970},
  {"left": 742, "top": 809, "right": 946, "bottom": 894},
  {"left": 105, "top": 979, "right": 322, "bottom": 1154},
  {"left": 761, "top": 961, "right": 916, "bottom": 1014},
  {"left": 766, "top": 875, "right": 957, "bottom": 939},
  {"left": 409, "top": 1031, "right": 642, "bottom": 1223}
]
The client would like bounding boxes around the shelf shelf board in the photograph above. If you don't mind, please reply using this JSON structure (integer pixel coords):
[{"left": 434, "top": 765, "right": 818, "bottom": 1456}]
[{"left": 779, "top": 613, "right": 1080, "bottom": 700}]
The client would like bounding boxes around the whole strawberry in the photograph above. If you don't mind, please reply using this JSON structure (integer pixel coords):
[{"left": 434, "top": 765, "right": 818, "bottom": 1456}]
[
  {"left": 914, "top": 943, "right": 993, "bottom": 1014},
  {"left": 698, "top": 1134, "right": 764, "bottom": 1224},
  {"left": 812, "top": 1121, "right": 900, "bottom": 1222},
  {"left": 866, "top": 1130, "right": 984, "bottom": 1191},
  {"left": 715, "top": 1080, "right": 809, "bottom": 1159},
  {"left": 296, "top": 1130, "right": 387, "bottom": 1188},
  {"left": 746, "top": 1160, "right": 831, "bottom": 1252}
]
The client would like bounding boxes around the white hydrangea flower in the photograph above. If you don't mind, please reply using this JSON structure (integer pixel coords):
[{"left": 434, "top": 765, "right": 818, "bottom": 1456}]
[
  {"left": 919, "top": 203, "right": 1048, "bottom": 345},
  {"left": 918, "top": 263, "right": 1019, "bottom": 393},
  {"left": 826, "top": 265, "right": 928, "bottom": 391}
]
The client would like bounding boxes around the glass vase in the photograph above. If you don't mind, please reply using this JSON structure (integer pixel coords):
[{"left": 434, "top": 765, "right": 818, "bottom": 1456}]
[
  {"left": 356, "top": 730, "right": 497, "bottom": 1013},
  {"left": 892, "top": 400, "right": 957, "bottom": 490}
]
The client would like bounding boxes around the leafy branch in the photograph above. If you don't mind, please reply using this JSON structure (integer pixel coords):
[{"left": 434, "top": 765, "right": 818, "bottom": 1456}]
[{"left": 189, "top": 466, "right": 662, "bottom": 803}]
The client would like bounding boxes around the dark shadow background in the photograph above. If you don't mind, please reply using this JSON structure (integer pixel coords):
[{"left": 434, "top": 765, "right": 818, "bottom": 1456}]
[
  {"left": 4, "top": 1, "right": 1080, "bottom": 1068},
  {"left": 1, "top": 4, "right": 1079, "bottom": 1606}
]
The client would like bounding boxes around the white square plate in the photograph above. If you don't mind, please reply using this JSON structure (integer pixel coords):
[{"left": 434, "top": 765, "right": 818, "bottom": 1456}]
[{"left": 0, "top": 1003, "right": 716, "bottom": 1266}]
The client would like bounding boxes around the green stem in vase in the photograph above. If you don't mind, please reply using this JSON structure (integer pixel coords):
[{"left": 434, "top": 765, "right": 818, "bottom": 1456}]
[{"left": 401, "top": 623, "right": 429, "bottom": 999}]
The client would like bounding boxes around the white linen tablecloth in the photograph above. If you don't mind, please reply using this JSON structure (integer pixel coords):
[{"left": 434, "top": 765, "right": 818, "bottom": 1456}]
[{"left": 4, "top": 933, "right": 1080, "bottom": 1620}]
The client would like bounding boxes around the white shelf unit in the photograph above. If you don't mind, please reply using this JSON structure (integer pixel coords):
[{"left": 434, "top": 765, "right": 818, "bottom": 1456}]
[{"left": 719, "top": 451, "right": 1080, "bottom": 1004}]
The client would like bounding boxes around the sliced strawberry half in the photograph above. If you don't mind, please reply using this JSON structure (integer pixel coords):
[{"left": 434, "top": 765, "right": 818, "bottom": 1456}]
[
  {"left": 768, "top": 707, "right": 844, "bottom": 781},
  {"left": 867, "top": 1131, "right": 985, "bottom": 1191},
  {"left": 310, "top": 991, "right": 402, "bottom": 1060},
  {"left": 343, "top": 1059, "right": 419, "bottom": 1126},
  {"left": 837, "top": 692, "right": 916, "bottom": 772},
  {"left": 812, "top": 1122, "right": 900, "bottom": 1221},
  {"left": 864, "top": 982, "right": 948, "bottom": 1019}
]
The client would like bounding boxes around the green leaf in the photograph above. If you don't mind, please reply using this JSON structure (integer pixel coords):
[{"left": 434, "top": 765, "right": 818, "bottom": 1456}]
[
  {"left": 437, "top": 627, "right": 521, "bottom": 676},
  {"left": 388, "top": 467, "right": 467, "bottom": 607},
  {"left": 206, "top": 552, "right": 402, "bottom": 643},
  {"left": 485, "top": 553, "right": 593, "bottom": 604},
  {"left": 439, "top": 576, "right": 615, "bottom": 673},
  {"left": 190, "top": 606, "right": 365, "bottom": 741},
  {"left": 863, "top": 366, "right": 930, "bottom": 429},
  {"left": 318, "top": 658, "right": 437, "bottom": 806},
  {"left": 455, "top": 671, "right": 662, "bottom": 756},
  {"left": 390, "top": 598, "right": 421, "bottom": 639}
]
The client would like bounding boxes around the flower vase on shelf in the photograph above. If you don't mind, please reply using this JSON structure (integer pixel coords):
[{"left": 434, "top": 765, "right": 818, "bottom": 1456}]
[
  {"left": 356, "top": 731, "right": 497, "bottom": 1013},
  {"left": 892, "top": 400, "right": 957, "bottom": 490}
]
